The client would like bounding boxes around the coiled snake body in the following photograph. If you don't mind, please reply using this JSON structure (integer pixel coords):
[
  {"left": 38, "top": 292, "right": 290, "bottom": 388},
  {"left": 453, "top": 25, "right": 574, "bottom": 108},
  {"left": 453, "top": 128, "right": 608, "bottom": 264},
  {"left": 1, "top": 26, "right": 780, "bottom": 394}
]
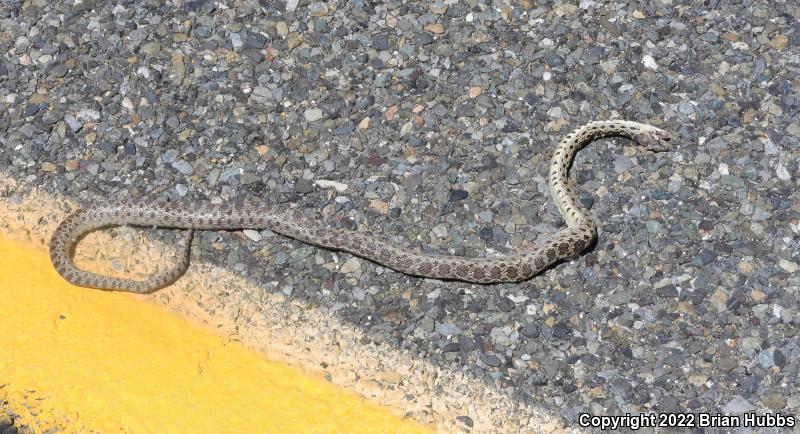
[{"left": 50, "top": 120, "right": 671, "bottom": 293}]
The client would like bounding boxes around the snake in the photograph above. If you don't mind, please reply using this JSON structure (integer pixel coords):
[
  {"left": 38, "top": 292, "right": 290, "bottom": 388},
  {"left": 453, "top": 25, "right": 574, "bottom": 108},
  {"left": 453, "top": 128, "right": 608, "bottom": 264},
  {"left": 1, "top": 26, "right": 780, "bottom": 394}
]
[{"left": 49, "top": 120, "right": 672, "bottom": 293}]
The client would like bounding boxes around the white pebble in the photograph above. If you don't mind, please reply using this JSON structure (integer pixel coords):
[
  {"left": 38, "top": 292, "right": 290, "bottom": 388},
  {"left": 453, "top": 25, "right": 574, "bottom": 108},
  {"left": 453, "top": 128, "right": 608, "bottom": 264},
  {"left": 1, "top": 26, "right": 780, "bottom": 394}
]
[
  {"left": 175, "top": 183, "right": 188, "bottom": 197},
  {"left": 775, "top": 163, "right": 790, "bottom": 181},
  {"left": 314, "top": 179, "right": 348, "bottom": 192},
  {"left": 778, "top": 259, "right": 797, "bottom": 273},
  {"left": 507, "top": 294, "right": 529, "bottom": 303},
  {"left": 642, "top": 54, "right": 658, "bottom": 70},
  {"left": 243, "top": 230, "right": 262, "bottom": 242},
  {"left": 77, "top": 109, "right": 101, "bottom": 122}
]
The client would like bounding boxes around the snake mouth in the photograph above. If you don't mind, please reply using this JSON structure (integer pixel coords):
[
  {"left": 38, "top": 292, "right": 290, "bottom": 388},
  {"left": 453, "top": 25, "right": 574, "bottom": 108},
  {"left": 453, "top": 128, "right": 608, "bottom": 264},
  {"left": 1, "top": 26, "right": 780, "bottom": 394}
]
[{"left": 655, "top": 129, "right": 672, "bottom": 142}]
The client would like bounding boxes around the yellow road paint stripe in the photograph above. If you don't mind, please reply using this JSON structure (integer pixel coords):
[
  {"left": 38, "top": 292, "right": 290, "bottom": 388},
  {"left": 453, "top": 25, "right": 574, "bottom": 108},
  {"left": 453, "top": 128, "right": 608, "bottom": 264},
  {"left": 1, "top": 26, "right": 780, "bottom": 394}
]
[{"left": 0, "top": 237, "right": 430, "bottom": 433}]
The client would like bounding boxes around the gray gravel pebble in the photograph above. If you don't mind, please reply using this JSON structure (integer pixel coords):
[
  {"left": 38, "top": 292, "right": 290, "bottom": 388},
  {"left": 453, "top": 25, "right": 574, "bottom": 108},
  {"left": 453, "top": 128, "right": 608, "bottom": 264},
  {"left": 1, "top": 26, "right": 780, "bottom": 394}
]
[
  {"left": 723, "top": 396, "right": 757, "bottom": 414},
  {"left": 303, "top": 108, "right": 324, "bottom": 122},
  {"left": 171, "top": 160, "right": 194, "bottom": 176}
]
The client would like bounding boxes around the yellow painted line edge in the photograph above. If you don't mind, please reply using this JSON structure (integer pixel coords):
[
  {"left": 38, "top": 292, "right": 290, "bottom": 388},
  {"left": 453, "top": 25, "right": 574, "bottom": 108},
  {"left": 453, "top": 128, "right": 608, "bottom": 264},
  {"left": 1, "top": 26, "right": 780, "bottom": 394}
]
[{"left": 0, "top": 236, "right": 431, "bottom": 433}]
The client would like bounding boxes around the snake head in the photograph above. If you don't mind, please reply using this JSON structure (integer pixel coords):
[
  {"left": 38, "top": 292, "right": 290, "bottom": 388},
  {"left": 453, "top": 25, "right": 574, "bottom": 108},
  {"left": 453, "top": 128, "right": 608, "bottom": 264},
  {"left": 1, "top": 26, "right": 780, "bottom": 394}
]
[{"left": 634, "top": 126, "right": 672, "bottom": 153}]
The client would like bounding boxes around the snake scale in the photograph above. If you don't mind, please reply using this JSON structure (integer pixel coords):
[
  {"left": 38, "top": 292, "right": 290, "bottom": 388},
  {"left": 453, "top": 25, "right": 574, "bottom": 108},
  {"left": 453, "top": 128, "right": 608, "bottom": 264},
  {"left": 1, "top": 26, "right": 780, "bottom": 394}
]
[{"left": 50, "top": 120, "right": 672, "bottom": 293}]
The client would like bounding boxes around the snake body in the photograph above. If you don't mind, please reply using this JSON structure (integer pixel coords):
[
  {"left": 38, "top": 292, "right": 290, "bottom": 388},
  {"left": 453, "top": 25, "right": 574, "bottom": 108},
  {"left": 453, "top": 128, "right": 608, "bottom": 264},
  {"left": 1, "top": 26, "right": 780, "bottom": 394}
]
[{"left": 50, "top": 120, "right": 671, "bottom": 293}]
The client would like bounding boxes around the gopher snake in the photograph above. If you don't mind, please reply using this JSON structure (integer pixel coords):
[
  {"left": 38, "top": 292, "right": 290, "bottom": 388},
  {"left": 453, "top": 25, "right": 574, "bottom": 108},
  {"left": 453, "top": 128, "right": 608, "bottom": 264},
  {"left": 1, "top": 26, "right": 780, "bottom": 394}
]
[{"left": 50, "top": 120, "right": 671, "bottom": 293}]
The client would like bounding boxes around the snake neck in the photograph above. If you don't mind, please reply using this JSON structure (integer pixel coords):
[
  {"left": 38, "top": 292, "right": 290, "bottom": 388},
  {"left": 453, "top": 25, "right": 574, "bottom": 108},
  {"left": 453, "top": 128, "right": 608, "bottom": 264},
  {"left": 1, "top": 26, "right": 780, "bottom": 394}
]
[{"left": 548, "top": 120, "right": 647, "bottom": 230}]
